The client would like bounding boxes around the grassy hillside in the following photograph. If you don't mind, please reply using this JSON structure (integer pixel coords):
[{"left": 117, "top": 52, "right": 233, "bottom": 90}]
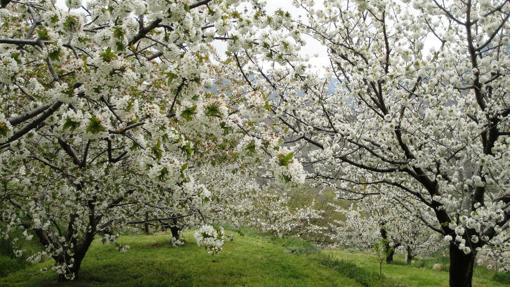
[
  {"left": 0, "top": 230, "right": 507, "bottom": 287},
  {"left": 324, "top": 249, "right": 507, "bottom": 287},
  {"left": 0, "top": 231, "right": 360, "bottom": 287}
]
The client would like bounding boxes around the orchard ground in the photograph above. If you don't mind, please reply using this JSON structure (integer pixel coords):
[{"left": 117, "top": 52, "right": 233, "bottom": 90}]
[{"left": 1, "top": 229, "right": 508, "bottom": 287}]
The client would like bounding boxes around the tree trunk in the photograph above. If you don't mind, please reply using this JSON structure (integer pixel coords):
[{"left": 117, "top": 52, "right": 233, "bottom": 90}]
[
  {"left": 57, "top": 224, "right": 96, "bottom": 281},
  {"left": 33, "top": 227, "right": 91, "bottom": 281},
  {"left": 449, "top": 243, "right": 475, "bottom": 287},
  {"left": 379, "top": 227, "right": 394, "bottom": 264},
  {"left": 170, "top": 226, "right": 180, "bottom": 240},
  {"left": 406, "top": 246, "right": 413, "bottom": 264},
  {"left": 386, "top": 248, "right": 395, "bottom": 264},
  {"left": 56, "top": 254, "right": 87, "bottom": 281},
  {"left": 144, "top": 212, "right": 150, "bottom": 234},
  {"left": 169, "top": 217, "right": 181, "bottom": 240}
]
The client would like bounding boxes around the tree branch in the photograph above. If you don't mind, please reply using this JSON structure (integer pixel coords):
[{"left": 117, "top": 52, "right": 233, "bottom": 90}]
[
  {"left": 7, "top": 104, "right": 51, "bottom": 126},
  {"left": 1, "top": 101, "right": 63, "bottom": 148},
  {"left": 0, "top": 38, "right": 43, "bottom": 47}
]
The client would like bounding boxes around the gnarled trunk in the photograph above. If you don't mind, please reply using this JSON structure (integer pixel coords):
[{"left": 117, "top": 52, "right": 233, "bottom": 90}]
[
  {"left": 406, "top": 246, "right": 413, "bottom": 264},
  {"left": 144, "top": 212, "right": 150, "bottom": 234},
  {"left": 57, "top": 255, "right": 84, "bottom": 281},
  {"left": 170, "top": 225, "right": 181, "bottom": 240},
  {"left": 449, "top": 242, "right": 475, "bottom": 287},
  {"left": 386, "top": 247, "right": 395, "bottom": 264},
  {"left": 169, "top": 216, "right": 181, "bottom": 240},
  {"left": 380, "top": 227, "right": 397, "bottom": 264},
  {"left": 56, "top": 231, "right": 95, "bottom": 281},
  {"left": 56, "top": 252, "right": 87, "bottom": 281}
]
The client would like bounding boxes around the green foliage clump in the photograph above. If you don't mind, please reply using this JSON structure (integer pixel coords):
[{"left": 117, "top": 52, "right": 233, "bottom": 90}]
[
  {"left": 0, "top": 256, "right": 25, "bottom": 277},
  {"left": 181, "top": 105, "right": 197, "bottom": 121},
  {"left": 0, "top": 238, "right": 15, "bottom": 257},
  {"left": 277, "top": 152, "right": 294, "bottom": 167},
  {"left": 86, "top": 116, "right": 106, "bottom": 134},
  {"left": 0, "top": 239, "right": 27, "bottom": 277}
]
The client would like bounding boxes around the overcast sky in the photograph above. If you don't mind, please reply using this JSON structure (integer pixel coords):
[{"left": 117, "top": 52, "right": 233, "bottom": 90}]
[{"left": 265, "top": 0, "right": 330, "bottom": 71}]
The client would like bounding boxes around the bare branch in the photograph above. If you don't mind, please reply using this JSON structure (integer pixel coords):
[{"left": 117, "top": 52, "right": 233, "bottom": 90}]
[
  {"left": 7, "top": 104, "right": 51, "bottom": 126},
  {"left": 0, "top": 38, "right": 43, "bottom": 47},
  {"left": 1, "top": 101, "right": 63, "bottom": 149}
]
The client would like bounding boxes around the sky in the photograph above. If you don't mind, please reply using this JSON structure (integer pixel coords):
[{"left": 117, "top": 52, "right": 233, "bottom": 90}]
[
  {"left": 209, "top": 0, "right": 330, "bottom": 72},
  {"left": 265, "top": 0, "right": 330, "bottom": 72}
]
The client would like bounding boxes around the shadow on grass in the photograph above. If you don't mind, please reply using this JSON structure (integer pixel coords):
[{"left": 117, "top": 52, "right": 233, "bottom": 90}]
[{"left": 493, "top": 272, "right": 510, "bottom": 284}]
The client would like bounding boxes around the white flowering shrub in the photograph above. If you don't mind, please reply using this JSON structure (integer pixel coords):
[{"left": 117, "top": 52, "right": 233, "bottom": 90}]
[
  {"left": 249, "top": 190, "right": 324, "bottom": 238},
  {"left": 272, "top": 150, "right": 307, "bottom": 184},
  {"left": 334, "top": 205, "right": 381, "bottom": 250},
  {"left": 477, "top": 243, "right": 510, "bottom": 272},
  {"left": 333, "top": 195, "right": 444, "bottom": 264},
  {"left": 194, "top": 225, "right": 225, "bottom": 254}
]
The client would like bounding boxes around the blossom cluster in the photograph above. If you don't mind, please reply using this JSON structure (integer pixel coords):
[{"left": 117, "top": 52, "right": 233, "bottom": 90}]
[{"left": 194, "top": 225, "right": 225, "bottom": 254}]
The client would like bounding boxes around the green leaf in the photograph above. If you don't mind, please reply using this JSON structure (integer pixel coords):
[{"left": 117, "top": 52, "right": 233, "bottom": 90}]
[
  {"left": 126, "top": 99, "right": 135, "bottom": 112},
  {"left": 181, "top": 105, "right": 197, "bottom": 121},
  {"left": 159, "top": 167, "right": 169, "bottom": 181},
  {"left": 63, "top": 118, "right": 80, "bottom": 131},
  {"left": 78, "top": 36, "right": 90, "bottom": 44},
  {"left": 113, "top": 26, "right": 124, "bottom": 39},
  {"left": 277, "top": 152, "right": 294, "bottom": 167},
  {"left": 115, "top": 41, "right": 125, "bottom": 51},
  {"left": 180, "top": 163, "right": 189, "bottom": 177},
  {"left": 86, "top": 116, "right": 106, "bottom": 134},
  {"left": 195, "top": 52, "right": 209, "bottom": 64},
  {"left": 48, "top": 49, "right": 61, "bottom": 61},
  {"left": 166, "top": 72, "right": 178, "bottom": 83},
  {"left": 0, "top": 121, "right": 10, "bottom": 137},
  {"left": 63, "top": 15, "right": 80, "bottom": 32},
  {"left": 50, "top": 15, "right": 59, "bottom": 24},
  {"left": 245, "top": 140, "right": 256, "bottom": 154},
  {"left": 219, "top": 122, "right": 232, "bottom": 135},
  {"left": 11, "top": 52, "right": 20, "bottom": 63},
  {"left": 264, "top": 100, "right": 272, "bottom": 111},
  {"left": 36, "top": 28, "right": 50, "bottom": 41},
  {"left": 282, "top": 174, "right": 292, "bottom": 183},
  {"left": 100, "top": 47, "right": 116, "bottom": 63},
  {"left": 152, "top": 140, "right": 163, "bottom": 160},
  {"left": 205, "top": 104, "right": 222, "bottom": 118},
  {"left": 231, "top": 11, "right": 241, "bottom": 19},
  {"left": 181, "top": 143, "right": 194, "bottom": 157}
]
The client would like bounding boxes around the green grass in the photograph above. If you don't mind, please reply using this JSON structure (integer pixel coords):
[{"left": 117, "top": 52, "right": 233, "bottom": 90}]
[
  {"left": 0, "top": 231, "right": 506, "bottom": 287},
  {"left": 493, "top": 272, "right": 510, "bottom": 284},
  {"left": 319, "top": 256, "right": 404, "bottom": 287},
  {"left": 0, "top": 231, "right": 361, "bottom": 287},
  {"left": 324, "top": 248, "right": 507, "bottom": 287},
  {"left": 0, "top": 256, "right": 26, "bottom": 277},
  {"left": 0, "top": 237, "right": 35, "bottom": 277}
]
